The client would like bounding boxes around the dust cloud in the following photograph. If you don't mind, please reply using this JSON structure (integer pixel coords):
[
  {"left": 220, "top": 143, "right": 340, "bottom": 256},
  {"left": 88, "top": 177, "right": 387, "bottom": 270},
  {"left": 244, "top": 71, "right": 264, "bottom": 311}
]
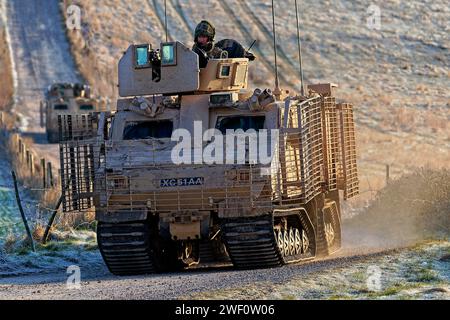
[{"left": 342, "top": 168, "right": 450, "bottom": 249}]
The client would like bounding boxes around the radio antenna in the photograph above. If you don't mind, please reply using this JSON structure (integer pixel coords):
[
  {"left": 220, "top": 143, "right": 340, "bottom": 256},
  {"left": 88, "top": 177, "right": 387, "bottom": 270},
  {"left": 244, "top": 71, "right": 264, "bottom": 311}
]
[
  {"left": 247, "top": 39, "right": 257, "bottom": 52},
  {"left": 295, "top": 0, "right": 305, "bottom": 96},
  {"left": 164, "top": 0, "right": 168, "bottom": 42},
  {"left": 271, "top": 0, "right": 280, "bottom": 96}
]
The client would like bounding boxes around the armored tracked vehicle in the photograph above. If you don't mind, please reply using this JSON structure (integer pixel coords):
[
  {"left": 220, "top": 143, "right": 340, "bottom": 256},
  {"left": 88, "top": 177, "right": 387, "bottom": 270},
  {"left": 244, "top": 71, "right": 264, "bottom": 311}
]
[
  {"left": 40, "top": 83, "right": 108, "bottom": 143},
  {"left": 59, "top": 40, "right": 359, "bottom": 275}
]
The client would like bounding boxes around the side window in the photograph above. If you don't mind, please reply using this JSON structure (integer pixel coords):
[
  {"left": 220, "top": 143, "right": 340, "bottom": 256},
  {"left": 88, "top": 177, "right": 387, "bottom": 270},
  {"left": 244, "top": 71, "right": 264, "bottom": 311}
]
[
  {"left": 79, "top": 104, "right": 94, "bottom": 111},
  {"left": 161, "top": 43, "right": 176, "bottom": 66},
  {"left": 135, "top": 45, "right": 150, "bottom": 68},
  {"left": 54, "top": 104, "right": 68, "bottom": 110},
  {"left": 123, "top": 120, "right": 173, "bottom": 140},
  {"left": 218, "top": 64, "right": 231, "bottom": 78},
  {"left": 215, "top": 115, "right": 265, "bottom": 134}
]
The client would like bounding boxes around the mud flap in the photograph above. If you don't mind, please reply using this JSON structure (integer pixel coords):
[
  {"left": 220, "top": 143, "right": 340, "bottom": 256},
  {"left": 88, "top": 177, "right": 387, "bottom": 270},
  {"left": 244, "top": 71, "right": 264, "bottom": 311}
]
[{"left": 316, "top": 200, "right": 341, "bottom": 256}]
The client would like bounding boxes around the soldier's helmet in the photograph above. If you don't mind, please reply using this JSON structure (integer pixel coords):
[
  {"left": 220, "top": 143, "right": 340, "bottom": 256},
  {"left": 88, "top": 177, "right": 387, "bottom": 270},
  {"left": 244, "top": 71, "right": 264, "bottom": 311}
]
[{"left": 194, "top": 20, "right": 216, "bottom": 42}]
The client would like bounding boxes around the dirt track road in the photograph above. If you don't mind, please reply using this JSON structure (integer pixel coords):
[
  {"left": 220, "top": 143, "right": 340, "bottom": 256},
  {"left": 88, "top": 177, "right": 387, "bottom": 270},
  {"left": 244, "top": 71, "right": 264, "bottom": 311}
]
[
  {"left": 5, "top": 0, "right": 82, "bottom": 161},
  {"left": 0, "top": 244, "right": 450, "bottom": 300},
  {"left": 0, "top": 246, "right": 420, "bottom": 300},
  {"left": 2, "top": 241, "right": 449, "bottom": 300}
]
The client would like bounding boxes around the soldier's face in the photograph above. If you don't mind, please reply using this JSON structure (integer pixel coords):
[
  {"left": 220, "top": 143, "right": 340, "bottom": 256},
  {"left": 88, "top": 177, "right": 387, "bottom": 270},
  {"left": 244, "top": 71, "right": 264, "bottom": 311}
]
[{"left": 197, "top": 36, "right": 208, "bottom": 45}]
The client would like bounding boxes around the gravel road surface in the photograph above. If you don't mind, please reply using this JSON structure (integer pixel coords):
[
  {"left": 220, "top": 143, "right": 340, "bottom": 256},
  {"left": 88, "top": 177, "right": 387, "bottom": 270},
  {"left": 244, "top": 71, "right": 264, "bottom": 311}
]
[{"left": 0, "top": 246, "right": 402, "bottom": 300}]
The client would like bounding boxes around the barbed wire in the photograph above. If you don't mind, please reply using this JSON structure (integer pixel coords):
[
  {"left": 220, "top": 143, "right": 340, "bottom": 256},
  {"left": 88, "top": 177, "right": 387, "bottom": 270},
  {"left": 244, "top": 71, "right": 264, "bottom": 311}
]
[
  {"left": 35, "top": 204, "right": 59, "bottom": 213},
  {"left": 0, "top": 199, "right": 37, "bottom": 203},
  {"left": 0, "top": 221, "right": 24, "bottom": 229},
  {"left": 0, "top": 183, "right": 57, "bottom": 191},
  {"left": 0, "top": 216, "right": 51, "bottom": 234},
  {"left": 0, "top": 197, "right": 58, "bottom": 207}
]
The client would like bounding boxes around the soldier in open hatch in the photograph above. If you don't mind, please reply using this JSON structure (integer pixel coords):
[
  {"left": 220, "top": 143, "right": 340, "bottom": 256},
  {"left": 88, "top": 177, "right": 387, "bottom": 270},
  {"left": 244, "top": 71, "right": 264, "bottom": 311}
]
[
  {"left": 192, "top": 20, "right": 256, "bottom": 68},
  {"left": 192, "top": 20, "right": 224, "bottom": 67}
]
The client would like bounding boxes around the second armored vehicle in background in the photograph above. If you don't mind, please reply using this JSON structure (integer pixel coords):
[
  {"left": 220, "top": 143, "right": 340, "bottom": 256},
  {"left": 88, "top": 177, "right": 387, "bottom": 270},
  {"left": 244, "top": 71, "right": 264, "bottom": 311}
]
[{"left": 40, "top": 83, "right": 108, "bottom": 143}]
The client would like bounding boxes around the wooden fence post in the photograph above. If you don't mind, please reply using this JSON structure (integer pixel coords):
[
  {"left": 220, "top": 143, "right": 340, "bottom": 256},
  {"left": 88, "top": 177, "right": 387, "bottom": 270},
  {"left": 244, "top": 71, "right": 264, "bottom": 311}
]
[
  {"left": 21, "top": 143, "right": 26, "bottom": 162},
  {"left": 15, "top": 133, "right": 19, "bottom": 149},
  {"left": 42, "top": 195, "right": 63, "bottom": 244},
  {"left": 386, "top": 164, "right": 390, "bottom": 185},
  {"left": 18, "top": 138, "right": 23, "bottom": 157},
  {"left": 41, "top": 158, "right": 46, "bottom": 189},
  {"left": 22, "top": 145, "right": 25, "bottom": 162},
  {"left": 47, "top": 162, "right": 54, "bottom": 187},
  {"left": 30, "top": 153, "right": 34, "bottom": 175},
  {"left": 11, "top": 171, "right": 35, "bottom": 252}
]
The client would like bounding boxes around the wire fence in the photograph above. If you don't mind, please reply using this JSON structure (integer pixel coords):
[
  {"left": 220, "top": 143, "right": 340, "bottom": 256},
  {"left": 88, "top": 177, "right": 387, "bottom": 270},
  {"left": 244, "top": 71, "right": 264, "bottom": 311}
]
[
  {"left": 0, "top": 110, "right": 63, "bottom": 242},
  {"left": 0, "top": 160, "right": 91, "bottom": 245},
  {"left": 0, "top": 176, "right": 53, "bottom": 238}
]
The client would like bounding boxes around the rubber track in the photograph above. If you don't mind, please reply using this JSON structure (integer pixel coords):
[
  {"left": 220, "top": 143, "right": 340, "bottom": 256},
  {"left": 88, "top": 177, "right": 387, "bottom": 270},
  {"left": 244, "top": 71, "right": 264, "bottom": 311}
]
[
  {"left": 97, "top": 221, "right": 155, "bottom": 275},
  {"left": 222, "top": 215, "right": 284, "bottom": 269}
]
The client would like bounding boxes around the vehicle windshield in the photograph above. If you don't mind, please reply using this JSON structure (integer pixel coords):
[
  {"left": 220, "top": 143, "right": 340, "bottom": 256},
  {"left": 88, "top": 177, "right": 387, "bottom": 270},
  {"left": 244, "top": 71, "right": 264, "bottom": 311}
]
[
  {"left": 123, "top": 120, "right": 173, "bottom": 140},
  {"left": 54, "top": 104, "right": 68, "bottom": 110},
  {"left": 216, "top": 115, "right": 265, "bottom": 134},
  {"left": 79, "top": 104, "right": 94, "bottom": 111}
]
